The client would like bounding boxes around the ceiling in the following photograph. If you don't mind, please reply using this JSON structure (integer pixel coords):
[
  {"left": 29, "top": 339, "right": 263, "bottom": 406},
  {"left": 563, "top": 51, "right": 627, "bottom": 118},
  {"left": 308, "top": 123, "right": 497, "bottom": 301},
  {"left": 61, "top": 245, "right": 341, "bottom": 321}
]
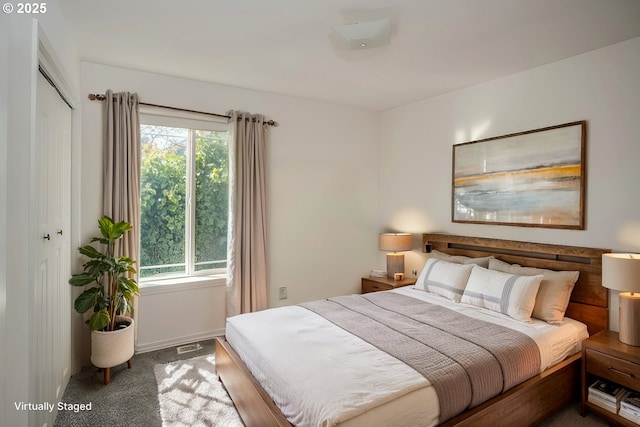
[{"left": 58, "top": 0, "right": 640, "bottom": 111}]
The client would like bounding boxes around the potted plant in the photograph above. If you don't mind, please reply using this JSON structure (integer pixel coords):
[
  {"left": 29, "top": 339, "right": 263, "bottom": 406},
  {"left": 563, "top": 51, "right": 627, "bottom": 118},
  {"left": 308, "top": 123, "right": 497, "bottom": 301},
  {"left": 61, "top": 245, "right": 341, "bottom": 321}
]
[{"left": 69, "top": 215, "right": 139, "bottom": 384}]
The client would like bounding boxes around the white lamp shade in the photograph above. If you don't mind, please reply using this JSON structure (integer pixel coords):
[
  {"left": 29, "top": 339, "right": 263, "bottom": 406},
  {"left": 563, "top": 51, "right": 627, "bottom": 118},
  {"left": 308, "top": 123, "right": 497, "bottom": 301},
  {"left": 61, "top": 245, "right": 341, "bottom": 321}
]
[
  {"left": 602, "top": 253, "right": 640, "bottom": 292},
  {"left": 378, "top": 233, "right": 412, "bottom": 252}
]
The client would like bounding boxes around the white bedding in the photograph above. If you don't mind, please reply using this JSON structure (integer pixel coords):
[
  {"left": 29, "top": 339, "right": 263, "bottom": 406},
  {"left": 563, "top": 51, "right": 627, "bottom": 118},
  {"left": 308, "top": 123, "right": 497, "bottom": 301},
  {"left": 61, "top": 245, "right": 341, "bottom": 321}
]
[{"left": 225, "top": 287, "right": 588, "bottom": 427}]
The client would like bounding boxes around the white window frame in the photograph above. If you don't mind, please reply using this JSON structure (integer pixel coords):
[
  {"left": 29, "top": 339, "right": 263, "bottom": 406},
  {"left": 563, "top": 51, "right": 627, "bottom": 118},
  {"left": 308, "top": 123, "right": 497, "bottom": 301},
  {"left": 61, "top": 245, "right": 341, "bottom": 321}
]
[{"left": 139, "top": 107, "right": 229, "bottom": 284}]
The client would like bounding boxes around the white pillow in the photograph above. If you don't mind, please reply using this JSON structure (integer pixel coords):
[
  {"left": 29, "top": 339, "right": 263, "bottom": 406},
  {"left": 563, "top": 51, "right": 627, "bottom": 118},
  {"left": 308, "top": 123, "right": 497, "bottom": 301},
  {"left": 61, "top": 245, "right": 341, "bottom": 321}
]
[
  {"left": 461, "top": 265, "right": 542, "bottom": 322},
  {"left": 488, "top": 258, "right": 579, "bottom": 324},
  {"left": 416, "top": 258, "right": 474, "bottom": 302},
  {"left": 429, "top": 249, "right": 493, "bottom": 268}
]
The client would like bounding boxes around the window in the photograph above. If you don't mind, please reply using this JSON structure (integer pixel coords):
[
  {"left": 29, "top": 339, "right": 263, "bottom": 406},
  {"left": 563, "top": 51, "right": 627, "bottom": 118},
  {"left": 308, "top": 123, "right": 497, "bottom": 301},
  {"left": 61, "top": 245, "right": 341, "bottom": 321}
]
[{"left": 139, "top": 118, "right": 229, "bottom": 280}]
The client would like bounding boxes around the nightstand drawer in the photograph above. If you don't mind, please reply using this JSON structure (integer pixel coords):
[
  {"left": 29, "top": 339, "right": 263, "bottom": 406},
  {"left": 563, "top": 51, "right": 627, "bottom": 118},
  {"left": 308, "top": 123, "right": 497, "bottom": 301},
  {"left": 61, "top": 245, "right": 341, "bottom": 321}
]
[
  {"left": 361, "top": 276, "right": 416, "bottom": 294},
  {"left": 362, "top": 280, "right": 390, "bottom": 293},
  {"left": 586, "top": 347, "right": 640, "bottom": 391}
]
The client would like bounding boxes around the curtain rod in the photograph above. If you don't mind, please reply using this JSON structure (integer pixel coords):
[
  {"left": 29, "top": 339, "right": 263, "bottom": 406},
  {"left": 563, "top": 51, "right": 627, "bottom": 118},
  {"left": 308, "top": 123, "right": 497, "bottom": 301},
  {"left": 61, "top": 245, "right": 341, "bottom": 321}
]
[{"left": 88, "top": 93, "right": 279, "bottom": 127}]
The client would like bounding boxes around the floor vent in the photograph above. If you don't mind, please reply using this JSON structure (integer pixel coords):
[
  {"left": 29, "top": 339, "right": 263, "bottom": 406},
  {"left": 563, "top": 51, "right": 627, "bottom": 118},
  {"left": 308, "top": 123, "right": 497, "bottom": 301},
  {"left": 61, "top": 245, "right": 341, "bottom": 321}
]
[{"left": 176, "top": 342, "right": 203, "bottom": 355}]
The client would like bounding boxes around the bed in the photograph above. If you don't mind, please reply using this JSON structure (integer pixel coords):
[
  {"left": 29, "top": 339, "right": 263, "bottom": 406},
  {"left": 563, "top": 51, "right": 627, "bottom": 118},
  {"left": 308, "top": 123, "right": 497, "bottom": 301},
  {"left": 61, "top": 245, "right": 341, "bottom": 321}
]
[{"left": 216, "top": 233, "right": 610, "bottom": 426}]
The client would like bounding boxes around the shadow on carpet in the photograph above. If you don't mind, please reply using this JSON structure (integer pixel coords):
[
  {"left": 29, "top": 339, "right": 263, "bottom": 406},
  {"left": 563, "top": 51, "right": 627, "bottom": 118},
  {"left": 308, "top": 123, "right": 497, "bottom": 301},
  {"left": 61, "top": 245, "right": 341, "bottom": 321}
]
[{"left": 154, "top": 354, "right": 244, "bottom": 426}]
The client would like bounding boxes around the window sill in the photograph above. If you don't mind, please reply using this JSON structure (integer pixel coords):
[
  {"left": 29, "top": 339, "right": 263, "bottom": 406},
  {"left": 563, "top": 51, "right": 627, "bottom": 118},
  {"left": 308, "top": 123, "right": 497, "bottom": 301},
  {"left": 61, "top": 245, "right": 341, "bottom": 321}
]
[{"left": 139, "top": 274, "right": 226, "bottom": 296}]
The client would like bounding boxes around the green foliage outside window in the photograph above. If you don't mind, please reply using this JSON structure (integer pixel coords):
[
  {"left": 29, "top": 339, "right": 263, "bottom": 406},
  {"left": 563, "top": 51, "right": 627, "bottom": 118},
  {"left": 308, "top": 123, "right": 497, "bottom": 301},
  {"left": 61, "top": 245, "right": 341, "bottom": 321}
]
[
  {"left": 194, "top": 132, "right": 229, "bottom": 271},
  {"left": 140, "top": 125, "right": 228, "bottom": 278}
]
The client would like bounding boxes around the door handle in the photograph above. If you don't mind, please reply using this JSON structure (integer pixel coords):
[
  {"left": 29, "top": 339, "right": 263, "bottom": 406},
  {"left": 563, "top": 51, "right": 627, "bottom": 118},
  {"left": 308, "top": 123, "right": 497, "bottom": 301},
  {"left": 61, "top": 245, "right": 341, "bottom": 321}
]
[
  {"left": 43, "top": 234, "right": 51, "bottom": 241},
  {"left": 57, "top": 229, "right": 63, "bottom": 235}
]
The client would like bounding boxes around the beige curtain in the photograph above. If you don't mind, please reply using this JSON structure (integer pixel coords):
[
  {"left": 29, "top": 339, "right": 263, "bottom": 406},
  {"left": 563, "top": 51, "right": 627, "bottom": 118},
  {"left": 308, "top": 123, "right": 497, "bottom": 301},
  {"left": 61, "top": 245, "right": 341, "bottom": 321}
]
[
  {"left": 103, "top": 90, "right": 141, "bottom": 336},
  {"left": 226, "top": 110, "right": 268, "bottom": 316}
]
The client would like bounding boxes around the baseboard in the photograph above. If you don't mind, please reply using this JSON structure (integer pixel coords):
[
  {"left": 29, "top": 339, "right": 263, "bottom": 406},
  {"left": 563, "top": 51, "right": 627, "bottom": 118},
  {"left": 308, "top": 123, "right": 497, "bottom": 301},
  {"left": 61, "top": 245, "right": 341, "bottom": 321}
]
[{"left": 135, "top": 328, "right": 225, "bottom": 354}]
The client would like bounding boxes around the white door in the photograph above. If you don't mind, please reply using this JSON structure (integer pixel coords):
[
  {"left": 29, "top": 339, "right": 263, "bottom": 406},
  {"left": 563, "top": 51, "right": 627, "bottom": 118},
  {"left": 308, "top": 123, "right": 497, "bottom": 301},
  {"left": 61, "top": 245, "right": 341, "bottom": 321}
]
[{"left": 33, "top": 70, "right": 72, "bottom": 427}]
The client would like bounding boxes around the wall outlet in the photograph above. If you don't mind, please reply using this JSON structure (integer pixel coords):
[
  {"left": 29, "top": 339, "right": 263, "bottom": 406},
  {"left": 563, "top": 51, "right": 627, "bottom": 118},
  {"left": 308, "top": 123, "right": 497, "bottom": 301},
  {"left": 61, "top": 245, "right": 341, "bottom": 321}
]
[
  {"left": 412, "top": 270, "right": 418, "bottom": 276},
  {"left": 279, "top": 286, "right": 287, "bottom": 300}
]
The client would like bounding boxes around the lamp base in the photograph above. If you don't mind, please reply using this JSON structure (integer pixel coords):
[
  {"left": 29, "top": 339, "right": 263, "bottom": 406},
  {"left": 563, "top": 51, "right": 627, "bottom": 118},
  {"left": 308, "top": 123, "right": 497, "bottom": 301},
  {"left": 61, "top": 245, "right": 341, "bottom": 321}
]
[
  {"left": 619, "top": 292, "right": 640, "bottom": 346},
  {"left": 386, "top": 253, "right": 405, "bottom": 279}
]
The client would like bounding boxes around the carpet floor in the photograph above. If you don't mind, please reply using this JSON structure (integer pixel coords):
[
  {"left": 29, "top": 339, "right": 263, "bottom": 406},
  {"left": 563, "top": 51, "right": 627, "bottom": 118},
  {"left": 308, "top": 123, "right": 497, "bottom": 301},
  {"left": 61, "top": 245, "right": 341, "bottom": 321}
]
[
  {"left": 54, "top": 340, "right": 217, "bottom": 427},
  {"left": 55, "top": 339, "right": 612, "bottom": 426}
]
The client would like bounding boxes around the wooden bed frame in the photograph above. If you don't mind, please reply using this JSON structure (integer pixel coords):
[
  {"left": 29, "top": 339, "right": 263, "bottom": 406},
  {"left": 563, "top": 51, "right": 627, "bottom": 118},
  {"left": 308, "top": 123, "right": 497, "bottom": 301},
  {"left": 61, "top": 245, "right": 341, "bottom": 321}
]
[{"left": 216, "top": 233, "right": 611, "bottom": 427}]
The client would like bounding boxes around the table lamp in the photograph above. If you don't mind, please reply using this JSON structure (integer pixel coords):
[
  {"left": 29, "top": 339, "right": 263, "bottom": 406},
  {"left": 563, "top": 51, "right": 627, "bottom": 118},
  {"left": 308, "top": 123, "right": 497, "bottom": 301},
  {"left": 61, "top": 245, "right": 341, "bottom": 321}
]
[
  {"left": 379, "top": 233, "right": 412, "bottom": 279},
  {"left": 602, "top": 253, "right": 640, "bottom": 346}
]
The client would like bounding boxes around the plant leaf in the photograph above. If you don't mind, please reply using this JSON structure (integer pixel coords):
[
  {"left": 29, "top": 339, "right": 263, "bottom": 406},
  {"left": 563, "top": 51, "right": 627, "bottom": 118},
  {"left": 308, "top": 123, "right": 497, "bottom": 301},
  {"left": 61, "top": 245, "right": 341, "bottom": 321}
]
[
  {"left": 89, "top": 236, "right": 110, "bottom": 245},
  {"left": 82, "top": 259, "right": 103, "bottom": 277},
  {"left": 116, "top": 294, "right": 129, "bottom": 315},
  {"left": 69, "top": 273, "right": 97, "bottom": 287},
  {"left": 74, "top": 287, "right": 102, "bottom": 313},
  {"left": 98, "top": 216, "right": 114, "bottom": 239},
  {"left": 96, "top": 296, "right": 109, "bottom": 311},
  {"left": 86, "top": 308, "right": 110, "bottom": 331},
  {"left": 111, "top": 221, "right": 132, "bottom": 239},
  {"left": 119, "top": 277, "right": 139, "bottom": 295},
  {"left": 78, "top": 245, "right": 103, "bottom": 259}
]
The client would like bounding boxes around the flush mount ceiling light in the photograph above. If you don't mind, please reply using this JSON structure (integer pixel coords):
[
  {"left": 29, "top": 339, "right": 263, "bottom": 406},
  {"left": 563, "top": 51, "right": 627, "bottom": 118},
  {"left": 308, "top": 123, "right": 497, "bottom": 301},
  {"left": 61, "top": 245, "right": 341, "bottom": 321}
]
[{"left": 331, "top": 17, "right": 391, "bottom": 50}]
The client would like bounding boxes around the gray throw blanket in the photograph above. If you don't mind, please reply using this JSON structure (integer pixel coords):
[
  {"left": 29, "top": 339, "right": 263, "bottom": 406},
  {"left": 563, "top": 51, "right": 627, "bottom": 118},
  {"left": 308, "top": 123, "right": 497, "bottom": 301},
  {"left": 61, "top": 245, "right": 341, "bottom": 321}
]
[{"left": 301, "top": 292, "right": 541, "bottom": 422}]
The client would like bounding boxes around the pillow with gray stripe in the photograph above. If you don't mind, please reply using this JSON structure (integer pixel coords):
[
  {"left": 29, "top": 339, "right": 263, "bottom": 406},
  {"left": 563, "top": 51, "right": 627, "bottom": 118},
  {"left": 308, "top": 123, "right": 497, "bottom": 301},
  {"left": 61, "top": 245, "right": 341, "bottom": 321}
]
[
  {"left": 461, "top": 265, "right": 543, "bottom": 322},
  {"left": 415, "top": 258, "right": 474, "bottom": 302}
]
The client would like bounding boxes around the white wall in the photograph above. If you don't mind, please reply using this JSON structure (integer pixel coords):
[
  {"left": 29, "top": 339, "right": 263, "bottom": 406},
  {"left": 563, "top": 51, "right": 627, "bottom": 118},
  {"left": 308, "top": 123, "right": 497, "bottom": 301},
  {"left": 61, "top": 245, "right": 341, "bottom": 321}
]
[
  {"left": 1, "top": 3, "right": 80, "bottom": 424},
  {"left": 137, "top": 280, "right": 227, "bottom": 353},
  {"left": 379, "top": 37, "right": 640, "bottom": 330},
  {"left": 79, "top": 62, "right": 380, "bottom": 355}
]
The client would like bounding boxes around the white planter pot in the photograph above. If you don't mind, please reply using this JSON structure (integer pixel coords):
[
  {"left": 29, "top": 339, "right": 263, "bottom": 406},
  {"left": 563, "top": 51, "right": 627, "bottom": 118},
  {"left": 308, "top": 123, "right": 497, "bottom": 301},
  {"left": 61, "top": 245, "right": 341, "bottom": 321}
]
[{"left": 90, "top": 315, "right": 135, "bottom": 369}]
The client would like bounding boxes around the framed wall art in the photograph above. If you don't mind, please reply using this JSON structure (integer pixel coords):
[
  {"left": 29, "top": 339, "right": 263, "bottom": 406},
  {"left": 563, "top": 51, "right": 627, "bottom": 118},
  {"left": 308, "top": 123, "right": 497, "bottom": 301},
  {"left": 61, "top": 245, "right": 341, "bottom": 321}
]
[{"left": 452, "top": 121, "right": 586, "bottom": 229}]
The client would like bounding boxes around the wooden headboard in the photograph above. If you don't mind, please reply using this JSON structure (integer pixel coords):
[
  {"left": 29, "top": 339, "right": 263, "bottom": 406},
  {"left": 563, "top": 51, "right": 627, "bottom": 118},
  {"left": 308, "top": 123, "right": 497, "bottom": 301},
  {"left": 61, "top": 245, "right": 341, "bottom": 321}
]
[{"left": 423, "top": 233, "right": 610, "bottom": 335}]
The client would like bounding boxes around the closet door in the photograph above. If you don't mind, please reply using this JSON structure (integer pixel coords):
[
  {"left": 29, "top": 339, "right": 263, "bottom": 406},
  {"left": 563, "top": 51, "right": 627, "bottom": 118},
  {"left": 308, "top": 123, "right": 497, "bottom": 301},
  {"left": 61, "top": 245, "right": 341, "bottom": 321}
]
[{"left": 34, "top": 70, "right": 72, "bottom": 427}]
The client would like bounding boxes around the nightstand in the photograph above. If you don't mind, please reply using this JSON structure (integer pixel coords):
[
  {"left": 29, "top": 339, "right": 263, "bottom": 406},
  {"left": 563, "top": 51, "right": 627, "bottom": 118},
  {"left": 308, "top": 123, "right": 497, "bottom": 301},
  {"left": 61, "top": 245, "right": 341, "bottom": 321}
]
[
  {"left": 361, "top": 275, "right": 416, "bottom": 294},
  {"left": 581, "top": 330, "right": 640, "bottom": 426}
]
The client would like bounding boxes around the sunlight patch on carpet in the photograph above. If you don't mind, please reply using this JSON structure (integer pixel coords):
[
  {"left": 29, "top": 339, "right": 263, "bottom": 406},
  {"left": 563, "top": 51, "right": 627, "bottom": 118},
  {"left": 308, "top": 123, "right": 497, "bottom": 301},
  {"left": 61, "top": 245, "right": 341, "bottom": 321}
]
[{"left": 154, "top": 354, "right": 243, "bottom": 426}]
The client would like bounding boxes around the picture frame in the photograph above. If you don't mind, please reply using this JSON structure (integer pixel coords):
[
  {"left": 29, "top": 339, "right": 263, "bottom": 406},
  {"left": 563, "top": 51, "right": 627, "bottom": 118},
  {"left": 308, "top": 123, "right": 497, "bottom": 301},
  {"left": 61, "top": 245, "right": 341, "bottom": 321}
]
[{"left": 452, "top": 121, "right": 586, "bottom": 229}]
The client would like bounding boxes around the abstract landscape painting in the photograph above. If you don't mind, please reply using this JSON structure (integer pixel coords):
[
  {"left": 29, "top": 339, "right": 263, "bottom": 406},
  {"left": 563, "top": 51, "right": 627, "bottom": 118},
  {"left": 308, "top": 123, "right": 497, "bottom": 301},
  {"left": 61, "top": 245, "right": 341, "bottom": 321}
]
[{"left": 452, "top": 121, "right": 585, "bottom": 229}]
